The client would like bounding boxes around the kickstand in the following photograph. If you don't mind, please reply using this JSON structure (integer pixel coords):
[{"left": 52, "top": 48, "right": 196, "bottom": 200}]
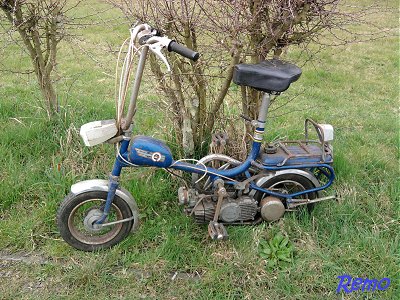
[{"left": 207, "top": 181, "right": 229, "bottom": 240}]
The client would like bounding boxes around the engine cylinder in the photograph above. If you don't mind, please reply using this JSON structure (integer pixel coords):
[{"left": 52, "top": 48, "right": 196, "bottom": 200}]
[{"left": 193, "top": 196, "right": 257, "bottom": 224}]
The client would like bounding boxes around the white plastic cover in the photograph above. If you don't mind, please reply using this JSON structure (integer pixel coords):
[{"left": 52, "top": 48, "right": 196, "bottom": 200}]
[
  {"left": 80, "top": 119, "right": 118, "bottom": 146},
  {"left": 319, "top": 124, "right": 334, "bottom": 142}
]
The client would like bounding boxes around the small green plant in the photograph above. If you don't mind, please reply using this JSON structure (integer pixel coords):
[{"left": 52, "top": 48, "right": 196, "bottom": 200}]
[{"left": 259, "top": 232, "right": 294, "bottom": 270}]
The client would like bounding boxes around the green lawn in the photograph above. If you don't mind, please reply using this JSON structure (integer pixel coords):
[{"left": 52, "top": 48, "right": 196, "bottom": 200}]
[{"left": 0, "top": 1, "right": 398, "bottom": 299}]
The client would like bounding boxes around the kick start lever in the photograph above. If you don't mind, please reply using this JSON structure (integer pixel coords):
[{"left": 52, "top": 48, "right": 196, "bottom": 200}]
[
  {"left": 208, "top": 221, "right": 228, "bottom": 240},
  {"left": 208, "top": 181, "right": 229, "bottom": 240}
]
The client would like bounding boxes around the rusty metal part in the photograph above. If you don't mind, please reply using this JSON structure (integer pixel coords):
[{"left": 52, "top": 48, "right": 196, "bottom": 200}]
[
  {"left": 210, "top": 132, "right": 228, "bottom": 147},
  {"left": 192, "top": 196, "right": 258, "bottom": 224},
  {"left": 287, "top": 195, "right": 336, "bottom": 209},
  {"left": 260, "top": 196, "right": 286, "bottom": 222},
  {"left": 106, "top": 135, "right": 124, "bottom": 144},
  {"left": 193, "top": 199, "right": 215, "bottom": 223},
  {"left": 191, "top": 154, "right": 260, "bottom": 196},
  {"left": 207, "top": 182, "right": 229, "bottom": 240},
  {"left": 265, "top": 143, "right": 278, "bottom": 154},
  {"left": 208, "top": 221, "right": 228, "bottom": 240},
  {"left": 234, "top": 172, "right": 271, "bottom": 192},
  {"left": 68, "top": 199, "right": 123, "bottom": 245},
  {"left": 83, "top": 209, "right": 104, "bottom": 232},
  {"left": 219, "top": 196, "right": 257, "bottom": 223},
  {"left": 178, "top": 186, "right": 189, "bottom": 205},
  {"left": 305, "top": 118, "right": 325, "bottom": 146},
  {"left": 274, "top": 140, "right": 327, "bottom": 166},
  {"left": 191, "top": 180, "right": 260, "bottom": 225},
  {"left": 213, "top": 183, "right": 226, "bottom": 222},
  {"left": 260, "top": 118, "right": 333, "bottom": 167}
]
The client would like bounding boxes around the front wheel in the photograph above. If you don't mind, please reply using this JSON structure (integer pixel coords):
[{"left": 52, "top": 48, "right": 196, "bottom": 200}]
[{"left": 57, "top": 191, "right": 135, "bottom": 251}]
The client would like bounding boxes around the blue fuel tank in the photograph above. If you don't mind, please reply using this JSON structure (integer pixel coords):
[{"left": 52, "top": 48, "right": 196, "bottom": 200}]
[{"left": 129, "top": 135, "right": 173, "bottom": 168}]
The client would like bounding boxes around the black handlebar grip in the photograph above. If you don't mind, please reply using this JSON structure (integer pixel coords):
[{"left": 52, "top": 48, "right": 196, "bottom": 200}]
[{"left": 167, "top": 41, "right": 200, "bottom": 61}]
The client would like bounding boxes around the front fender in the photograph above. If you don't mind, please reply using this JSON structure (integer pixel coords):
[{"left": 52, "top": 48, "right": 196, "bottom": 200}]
[{"left": 70, "top": 179, "right": 139, "bottom": 233}]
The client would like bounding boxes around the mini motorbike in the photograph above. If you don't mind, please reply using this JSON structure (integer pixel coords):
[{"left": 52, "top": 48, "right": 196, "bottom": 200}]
[{"left": 57, "top": 24, "right": 335, "bottom": 251}]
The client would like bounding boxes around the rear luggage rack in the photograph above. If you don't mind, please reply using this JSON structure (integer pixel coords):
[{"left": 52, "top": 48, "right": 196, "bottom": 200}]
[{"left": 260, "top": 119, "right": 333, "bottom": 167}]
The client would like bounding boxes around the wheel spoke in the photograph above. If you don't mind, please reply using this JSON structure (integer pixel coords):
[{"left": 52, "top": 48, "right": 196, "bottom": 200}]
[
  {"left": 268, "top": 180, "right": 306, "bottom": 199},
  {"left": 68, "top": 199, "right": 123, "bottom": 245}
]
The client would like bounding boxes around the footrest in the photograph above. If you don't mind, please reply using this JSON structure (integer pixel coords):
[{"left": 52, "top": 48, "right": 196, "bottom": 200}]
[
  {"left": 287, "top": 195, "right": 336, "bottom": 209},
  {"left": 208, "top": 221, "right": 228, "bottom": 240}
]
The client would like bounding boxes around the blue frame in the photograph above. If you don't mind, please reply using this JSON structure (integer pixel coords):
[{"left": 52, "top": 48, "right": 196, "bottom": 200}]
[
  {"left": 96, "top": 123, "right": 335, "bottom": 220},
  {"left": 116, "top": 132, "right": 332, "bottom": 192},
  {"left": 169, "top": 144, "right": 334, "bottom": 199}
]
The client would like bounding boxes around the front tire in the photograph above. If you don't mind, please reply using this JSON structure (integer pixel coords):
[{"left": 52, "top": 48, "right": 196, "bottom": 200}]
[{"left": 57, "top": 191, "right": 134, "bottom": 251}]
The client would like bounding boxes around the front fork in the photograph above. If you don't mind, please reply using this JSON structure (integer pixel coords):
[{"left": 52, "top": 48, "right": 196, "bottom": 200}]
[{"left": 95, "top": 139, "right": 130, "bottom": 225}]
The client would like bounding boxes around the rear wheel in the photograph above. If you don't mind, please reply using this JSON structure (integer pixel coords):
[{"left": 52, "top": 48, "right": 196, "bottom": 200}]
[
  {"left": 255, "top": 173, "right": 318, "bottom": 212},
  {"left": 57, "top": 191, "right": 134, "bottom": 251}
]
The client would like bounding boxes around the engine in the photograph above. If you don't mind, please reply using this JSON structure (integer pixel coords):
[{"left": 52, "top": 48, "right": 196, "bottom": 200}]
[
  {"left": 195, "top": 196, "right": 258, "bottom": 223},
  {"left": 178, "top": 187, "right": 258, "bottom": 224}
]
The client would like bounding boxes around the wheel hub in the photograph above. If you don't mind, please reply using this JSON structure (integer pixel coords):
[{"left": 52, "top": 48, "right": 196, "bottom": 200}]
[{"left": 83, "top": 209, "right": 105, "bottom": 232}]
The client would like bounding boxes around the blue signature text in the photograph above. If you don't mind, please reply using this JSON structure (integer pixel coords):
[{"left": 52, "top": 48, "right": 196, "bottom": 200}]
[{"left": 337, "top": 274, "right": 390, "bottom": 293}]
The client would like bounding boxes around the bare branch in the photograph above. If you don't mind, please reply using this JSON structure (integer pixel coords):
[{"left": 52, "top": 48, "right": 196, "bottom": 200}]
[{"left": 104, "top": 0, "right": 395, "bottom": 155}]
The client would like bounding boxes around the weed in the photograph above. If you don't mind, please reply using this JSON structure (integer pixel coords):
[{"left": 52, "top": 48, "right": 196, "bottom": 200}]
[{"left": 259, "top": 232, "right": 294, "bottom": 270}]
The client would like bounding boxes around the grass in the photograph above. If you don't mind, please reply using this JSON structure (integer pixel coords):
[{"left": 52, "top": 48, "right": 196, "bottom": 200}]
[{"left": 0, "top": 0, "right": 399, "bottom": 299}]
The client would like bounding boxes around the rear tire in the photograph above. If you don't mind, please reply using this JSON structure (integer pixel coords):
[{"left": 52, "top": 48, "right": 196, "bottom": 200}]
[
  {"left": 57, "top": 191, "right": 134, "bottom": 251},
  {"left": 255, "top": 173, "right": 318, "bottom": 212}
]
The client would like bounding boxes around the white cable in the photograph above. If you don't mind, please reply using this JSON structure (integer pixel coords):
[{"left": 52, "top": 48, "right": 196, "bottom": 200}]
[
  {"left": 114, "top": 37, "right": 130, "bottom": 124},
  {"left": 115, "top": 143, "right": 139, "bottom": 167},
  {"left": 170, "top": 159, "right": 238, "bottom": 183},
  {"left": 114, "top": 27, "right": 145, "bottom": 128},
  {"left": 171, "top": 159, "right": 208, "bottom": 183},
  {"left": 117, "top": 45, "right": 144, "bottom": 124},
  {"left": 115, "top": 146, "right": 237, "bottom": 183},
  {"left": 113, "top": 25, "right": 237, "bottom": 184}
]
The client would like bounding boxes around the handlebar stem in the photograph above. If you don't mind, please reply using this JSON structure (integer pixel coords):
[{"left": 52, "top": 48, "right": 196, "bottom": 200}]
[
  {"left": 121, "top": 23, "right": 198, "bottom": 130},
  {"left": 122, "top": 45, "right": 149, "bottom": 130}
]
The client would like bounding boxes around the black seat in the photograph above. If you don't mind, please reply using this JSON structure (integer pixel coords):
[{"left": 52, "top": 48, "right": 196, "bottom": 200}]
[{"left": 233, "top": 59, "right": 302, "bottom": 93}]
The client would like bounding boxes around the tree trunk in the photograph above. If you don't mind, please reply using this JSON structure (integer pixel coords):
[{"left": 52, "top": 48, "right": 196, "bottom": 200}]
[
  {"left": 1, "top": 0, "right": 60, "bottom": 117},
  {"left": 39, "top": 74, "right": 58, "bottom": 116}
]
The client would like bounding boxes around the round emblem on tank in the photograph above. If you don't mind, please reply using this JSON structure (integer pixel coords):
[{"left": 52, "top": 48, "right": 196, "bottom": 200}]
[{"left": 152, "top": 152, "right": 162, "bottom": 162}]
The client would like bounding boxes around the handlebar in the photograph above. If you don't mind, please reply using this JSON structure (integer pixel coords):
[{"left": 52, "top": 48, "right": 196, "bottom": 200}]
[
  {"left": 120, "top": 23, "right": 200, "bottom": 130},
  {"left": 167, "top": 41, "right": 200, "bottom": 62},
  {"left": 137, "top": 25, "right": 200, "bottom": 62}
]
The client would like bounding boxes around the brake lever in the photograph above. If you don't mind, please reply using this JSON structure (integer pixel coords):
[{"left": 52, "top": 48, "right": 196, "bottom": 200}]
[{"left": 147, "top": 37, "right": 171, "bottom": 72}]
